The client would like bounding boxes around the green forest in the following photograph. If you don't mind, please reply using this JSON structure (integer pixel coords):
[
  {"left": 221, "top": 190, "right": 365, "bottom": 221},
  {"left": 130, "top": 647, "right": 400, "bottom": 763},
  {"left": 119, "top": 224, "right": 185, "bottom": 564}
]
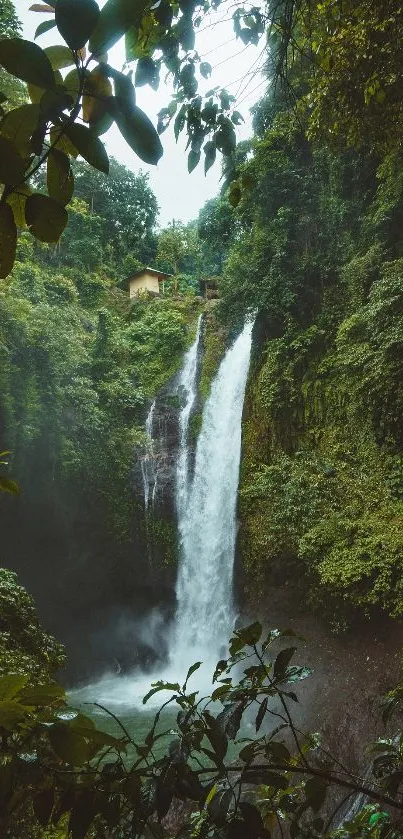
[{"left": 0, "top": 0, "right": 403, "bottom": 836}]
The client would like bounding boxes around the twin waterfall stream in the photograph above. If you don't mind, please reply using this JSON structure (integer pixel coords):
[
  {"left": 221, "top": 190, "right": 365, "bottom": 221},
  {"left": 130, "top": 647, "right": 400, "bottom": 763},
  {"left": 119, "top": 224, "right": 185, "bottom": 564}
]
[
  {"left": 173, "top": 317, "right": 253, "bottom": 671},
  {"left": 73, "top": 316, "right": 253, "bottom": 708}
]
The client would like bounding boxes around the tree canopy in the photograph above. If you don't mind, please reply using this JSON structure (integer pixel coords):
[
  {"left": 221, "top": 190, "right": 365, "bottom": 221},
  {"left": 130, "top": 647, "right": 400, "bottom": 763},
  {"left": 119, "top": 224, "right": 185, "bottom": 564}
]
[{"left": 0, "top": 0, "right": 402, "bottom": 276}]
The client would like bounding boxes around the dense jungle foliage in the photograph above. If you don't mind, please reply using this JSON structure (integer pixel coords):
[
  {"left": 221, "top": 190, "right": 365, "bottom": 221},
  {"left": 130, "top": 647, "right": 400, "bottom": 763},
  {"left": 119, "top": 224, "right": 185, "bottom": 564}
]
[
  {"left": 1, "top": 0, "right": 403, "bottom": 836},
  {"left": 215, "top": 46, "right": 403, "bottom": 630},
  {"left": 0, "top": 150, "right": 211, "bottom": 671}
]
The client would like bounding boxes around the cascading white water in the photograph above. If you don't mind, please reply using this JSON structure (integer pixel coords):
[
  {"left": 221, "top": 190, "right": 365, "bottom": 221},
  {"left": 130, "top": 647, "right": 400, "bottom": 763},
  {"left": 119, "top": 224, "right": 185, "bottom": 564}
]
[
  {"left": 176, "top": 314, "right": 203, "bottom": 521},
  {"left": 171, "top": 320, "right": 254, "bottom": 672},
  {"left": 140, "top": 400, "right": 156, "bottom": 509},
  {"left": 70, "top": 318, "right": 253, "bottom": 709}
]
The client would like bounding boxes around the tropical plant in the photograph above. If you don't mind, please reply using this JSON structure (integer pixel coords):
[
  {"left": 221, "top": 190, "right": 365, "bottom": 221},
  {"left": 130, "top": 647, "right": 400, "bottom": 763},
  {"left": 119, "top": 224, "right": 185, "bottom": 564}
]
[{"left": 1, "top": 622, "right": 403, "bottom": 838}]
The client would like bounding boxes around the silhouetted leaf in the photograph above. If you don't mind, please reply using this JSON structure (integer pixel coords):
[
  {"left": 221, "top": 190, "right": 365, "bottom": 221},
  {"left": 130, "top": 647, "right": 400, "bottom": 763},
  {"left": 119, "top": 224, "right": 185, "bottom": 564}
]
[
  {"left": 255, "top": 697, "right": 268, "bottom": 732},
  {"left": 205, "top": 712, "right": 228, "bottom": 762},
  {"left": 265, "top": 740, "right": 290, "bottom": 761},
  {"left": 135, "top": 56, "right": 159, "bottom": 89},
  {"left": 44, "top": 45, "right": 75, "bottom": 69},
  {"left": 7, "top": 185, "right": 32, "bottom": 228},
  {"left": 114, "top": 103, "right": 163, "bottom": 165},
  {"left": 0, "top": 474, "right": 19, "bottom": 493},
  {"left": 68, "top": 789, "right": 96, "bottom": 839},
  {"left": 35, "top": 19, "right": 57, "bottom": 39},
  {"left": 183, "top": 661, "right": 201, "bottom": 689},
  {"left": 238, "top": 802, "right": 266, "bottom": 838},
  {"left": 49, "top": 722, "right": 95, "bottom": 765},
  {"left": 188, "top": 148, "right": 200, "bottom": 173},
  {"left": 143, "top": 681, "right": 179, "bottom": 704},
  {"left": 47, "top": 148, "right": 74, "bottom": 205},
  {"left": 217, "top": 701, "right": 243, "bottom": 740},
  {"left": 204, "top": 139, "right": 216, "bottom": 173},
  {"left": 83, "top": 65, "right": 113, "bottom": 127},
  {"left": 0, "top": 674, "right": 28, "bottom": 701},
  {"left": 0, "top": 700, "right": 29, "bottom": 730},
  {"left": 20, "top": 683, "right": 65, "bottom": 705},
  {"left": 64, "top": 123, "right": 109, "bottom": 173},
  {"left": 90, "top": 0, "right": 148, "bottom": 56},
  {"left": 0, "top": 136, "right": 26, "bottom": 185},
  {"left": 200, "top": 61, "right": 212, "bottom": 78},
  {"left": 55, "top": 0, "right": 100, "bottom": 50},
  {"left": 25, "top": 194, "right": 68, "bottom": 242},
  {"left": 39, "top": 87, "right": 73, "bottom": 121},
  {"left": 1, "top": 104, "right": 41, "bottom": 156},
  {"left": 239, "top": 741, "right": 256, "bottom": 762},
  {"left": 286, "top": 666, "right": 313, "bottom": 684},
  {"left": 0, "top": 38, "right": 55, "bottom": 89},
  {"left": 273, "top": 647, "right": 297, "bottom": 680},
  {"left": 27, "top": 66, "right": 63, "bottom": 105},
  {"left": 237, "top": 621, "right": 262, "bottom": 646},
  {"left": 304, "top": 777, "right": 328, "bottom": 811},
  {"left": 30, "top": 2, "right": 55, "bottom": 10},
  {"left": 33, "top": 787, "right": 54, "bottom": 827},
  {"left": 0, "top": 203, "right": 17, "bottom": 278}
]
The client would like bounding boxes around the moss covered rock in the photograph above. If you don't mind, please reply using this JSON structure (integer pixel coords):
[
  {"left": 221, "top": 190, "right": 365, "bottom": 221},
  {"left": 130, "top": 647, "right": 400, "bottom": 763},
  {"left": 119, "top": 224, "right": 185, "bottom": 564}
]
[{"left": 0, "top": 568, "right": 65, "bottom": 680}]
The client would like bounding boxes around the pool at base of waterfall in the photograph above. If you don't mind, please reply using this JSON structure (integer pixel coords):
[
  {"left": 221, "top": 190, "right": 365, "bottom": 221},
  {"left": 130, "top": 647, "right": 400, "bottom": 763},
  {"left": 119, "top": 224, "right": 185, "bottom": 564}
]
[{"left": 68, "top": 659, "right": 253, "bottom": 763}]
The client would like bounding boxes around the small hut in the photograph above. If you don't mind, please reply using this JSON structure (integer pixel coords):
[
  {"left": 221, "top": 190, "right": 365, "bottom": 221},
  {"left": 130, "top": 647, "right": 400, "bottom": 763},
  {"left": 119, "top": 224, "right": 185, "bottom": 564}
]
[{"left": 127, "top": 268, "right": 172, "bottom": 298}]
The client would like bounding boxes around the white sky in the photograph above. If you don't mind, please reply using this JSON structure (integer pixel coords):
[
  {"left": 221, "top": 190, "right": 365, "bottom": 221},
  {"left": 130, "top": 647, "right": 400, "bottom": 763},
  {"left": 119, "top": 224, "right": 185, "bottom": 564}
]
[{"left": 15, "top": 0, "right": 267, "bottom": 225}]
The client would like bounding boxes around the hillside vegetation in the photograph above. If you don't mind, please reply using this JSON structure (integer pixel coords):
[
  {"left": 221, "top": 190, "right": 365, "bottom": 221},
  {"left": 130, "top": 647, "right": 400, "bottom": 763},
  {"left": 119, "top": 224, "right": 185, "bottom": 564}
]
[{"left": 213, "top": 50, "right": 403, "bottom": 628}]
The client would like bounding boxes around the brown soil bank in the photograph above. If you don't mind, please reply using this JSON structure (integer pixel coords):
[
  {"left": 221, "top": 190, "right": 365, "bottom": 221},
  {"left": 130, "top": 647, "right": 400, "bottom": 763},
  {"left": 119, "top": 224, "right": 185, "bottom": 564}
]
[{"left": 242, "top": 579, "right": 403, "bottom": 773}]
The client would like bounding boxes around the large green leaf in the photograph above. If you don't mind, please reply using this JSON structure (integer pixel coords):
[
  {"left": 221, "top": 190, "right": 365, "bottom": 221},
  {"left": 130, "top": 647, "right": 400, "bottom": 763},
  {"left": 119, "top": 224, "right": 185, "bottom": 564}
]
[
  {"left": 0, "top": 38, "right": 55, "bottom": 89},
  {"left": 69, "top": 713, "right": 124, "bottom": 748},
  {"left": 0, "top": 674, "right": 28, "bottom": 702},
  {"left": 0, "top": 700, "right": 29, "bottom": 731},
  {"left": 49, "top": 722, "right": 95, "bottom": 766},
  {"left": 204, "top": 139, "right": 216, "bottom": 174},
  {"left": 273, "top": 647, "right": 297, "bottom": 680},
  {"left": 55, "top": 0, "right": 100, "bottom": 50},
  {"left": 0, "top": 474, "right": 20, "bottom": 493},
  {"left": 47, "top": 148, "right": 74, "bottom": 205},
  {"left": 114, "top": 102, "right": 163, "bottom": 165},
  {"left": 1, "top": 104, "right": 41, "bottom": 156},
  {"left": 135, "top": 56, "right": 159, "bottom": 89},
  {"left": 7, "top": 186, "right": 30, "bottom": 227},
  {"left": 188, "top": 148, "right": 200, "bottom": 173},
  {"left": 82, "top": 65, "right": 113, "bottom": 128},
  {"left": 109, "top": 67, "right": 136, "bottom": 108},
  {"left": 50, "top": 125, "right": 79, "bottom": 157},
  {"left": 89, "top": 0, "right": 149, "bottom": 56},
  {"left": 25, "top": 193, "right": 68, "bottom": 242},
  {"left": 63, "top": 122, "right": 109, "bottom": 173},
  {"left": 27, "top": 69, "right": 63, "bottom": 105},
  {"left": 35, "top": 19, "right": 57, "bottom": 39},
  {"left": 63, "top": 67, "right": 88, "bottom": 106},
  {"left": 33, "top": 787, "right": 54, "bottom": 828},
  {"left": 20, "top": 682, "right": 65, "bottom": 705},
  {"left": 39, "top": 86, "right": 74, "bottom": 122},
  {"left": 68, "top": 790, "right": 96, "bottom": 839},
  {"left": 0, "top": 136, "right": 26, "bottom": 186},
  {"left": 44, "top": 45, "right": 75, "bottom": 69}
]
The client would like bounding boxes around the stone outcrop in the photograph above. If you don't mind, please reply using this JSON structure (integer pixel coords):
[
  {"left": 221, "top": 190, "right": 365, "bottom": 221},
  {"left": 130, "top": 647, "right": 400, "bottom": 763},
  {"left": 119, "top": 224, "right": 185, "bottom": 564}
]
[{"left": 132, "top": 316, "right": 205, "bottom": 573}]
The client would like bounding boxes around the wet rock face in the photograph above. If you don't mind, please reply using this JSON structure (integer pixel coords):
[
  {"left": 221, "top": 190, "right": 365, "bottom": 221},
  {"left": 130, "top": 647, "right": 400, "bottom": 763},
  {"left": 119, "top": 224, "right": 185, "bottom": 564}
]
[
  {"left": 149, "top": 384, "right": 181, "bottom": 519},
  {"left": 133, "top": 319, "right": 205, "bottom": 522}
]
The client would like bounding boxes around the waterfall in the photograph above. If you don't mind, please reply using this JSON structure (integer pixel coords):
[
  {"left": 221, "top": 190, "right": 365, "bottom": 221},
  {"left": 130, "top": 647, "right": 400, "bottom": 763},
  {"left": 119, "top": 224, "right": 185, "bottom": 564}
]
[
  {"left": 171, "top": 320, "right": 253, "bottom": 671},
  {"left": 176, "top": 314, "right": 203, "bottom": 522},
  {"left": 70, "top": 318, "right": 253, "bottom": 709},
  {"left": 140, "top": 400, "right": 156, "bottom": 509}
]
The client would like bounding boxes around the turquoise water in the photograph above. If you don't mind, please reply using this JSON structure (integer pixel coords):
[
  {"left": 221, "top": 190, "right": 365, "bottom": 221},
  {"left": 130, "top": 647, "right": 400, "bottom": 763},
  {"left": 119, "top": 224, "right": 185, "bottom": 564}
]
[
  {"left": 68, "top": 664, "right": 253, "bottom": 765},
  {"left": 69, "top": 670, "right": 182, "bottom": 761}
]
